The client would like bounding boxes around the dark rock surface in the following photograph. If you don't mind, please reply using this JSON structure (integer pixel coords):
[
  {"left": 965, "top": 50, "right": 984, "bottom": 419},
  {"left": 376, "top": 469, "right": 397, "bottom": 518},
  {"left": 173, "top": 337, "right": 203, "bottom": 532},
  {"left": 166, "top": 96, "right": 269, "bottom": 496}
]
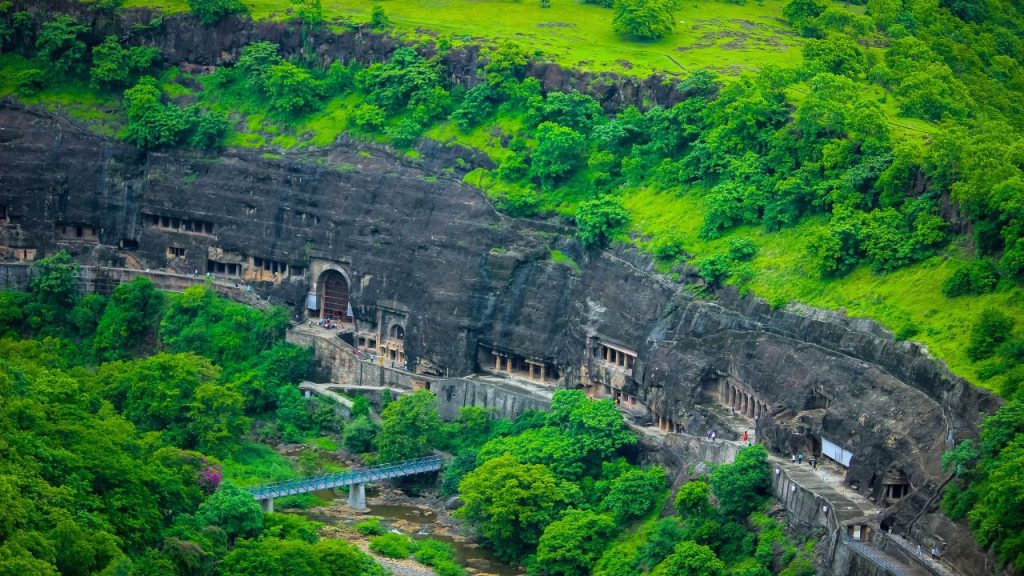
[
  {"left": 0, "top": 97, "right": 1000, "bottom": 575},
  {"left": 13, "top": 0, "right": 688, "bottom": 113}
]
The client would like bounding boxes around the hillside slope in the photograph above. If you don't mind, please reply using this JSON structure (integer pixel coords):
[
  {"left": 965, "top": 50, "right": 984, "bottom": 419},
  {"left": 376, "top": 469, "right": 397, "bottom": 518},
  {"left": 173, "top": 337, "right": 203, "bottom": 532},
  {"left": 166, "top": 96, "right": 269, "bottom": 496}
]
[{"left": 2, "top": 0, "right": 1023, "bottom": 393}]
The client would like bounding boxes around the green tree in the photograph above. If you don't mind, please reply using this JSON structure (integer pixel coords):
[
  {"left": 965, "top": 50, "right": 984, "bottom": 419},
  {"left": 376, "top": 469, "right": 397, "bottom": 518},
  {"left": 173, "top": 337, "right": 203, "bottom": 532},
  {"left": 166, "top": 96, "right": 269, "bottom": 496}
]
[
  {"left": 122, "top": 77, "right": 190, "bottom": 149},
  {"left": 196, "top": 482, "right": 264, "bottom": 541},
  {"left": 456, "top": 455, "right": 577, "bottom": 561},
  {"left": 575, "top": 195, "right": 630, "bottom": 248},
  {"left": 370, "top": 5, "right": 390, "bottom": 29},
  {"left": 600, "top": 467, "right": 666, "bottom": 522},
  {"left": 90, "top": 36, "right": 160, "bottom": 88},
  {"left": 967, "top": 308, "right": 1015, "bottom": 361},
  {"left": 35, "top": 16, "right": 89, "bottom": 76},
  {"left": 92, "top": 277, "right": 164, "bottom": 361},
  {"left": 612, "top": 0, "right": 675, "bottom": 40},
  {"left": 534, "top": 510, "right": 617, "bottom": 576},
  {"left": 711, "top": 445, "right": 771, "bottom": 521},
  {"left": 29, "top": 250, "right": 79, "bottom": 312},
  {"left": 653, "top": 541, "right": 725, "bottom": 576},
  {"left": 802, "top": 35, "right": 866, "bottom": 77},
  {"left": 675, "top": 480, "right": 712, "bottom": 517},
  {"left": 530, "top": 122, "right": 585, "bottom": 182},
  {"left": 343, "top": 415, "right": 377, "bottom": 453},
  {"left": 264, "top": 61, "right": 325, "bottom": 113},
  {"left": 376, "top": 390, "right": 443, "bottom": 462},
  {"left": 782, "top": 0, "right": 827, "bottom": 36},
  {"left": 291, "top": 0, "right": 323, "bottom": 26},
  {"left": 188, "top": 0, "right": 246, "bottom": 25}
]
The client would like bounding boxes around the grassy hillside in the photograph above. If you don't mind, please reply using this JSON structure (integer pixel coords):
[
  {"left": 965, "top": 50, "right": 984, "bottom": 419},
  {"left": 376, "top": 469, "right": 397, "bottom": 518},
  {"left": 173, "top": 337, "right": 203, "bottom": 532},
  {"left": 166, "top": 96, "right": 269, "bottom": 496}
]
[
  {"left": 121, "top": 0, "right": 803, "bottom": 78},
  {"left": 5, "top": 0, "right": 1024, "bottom": 394}
]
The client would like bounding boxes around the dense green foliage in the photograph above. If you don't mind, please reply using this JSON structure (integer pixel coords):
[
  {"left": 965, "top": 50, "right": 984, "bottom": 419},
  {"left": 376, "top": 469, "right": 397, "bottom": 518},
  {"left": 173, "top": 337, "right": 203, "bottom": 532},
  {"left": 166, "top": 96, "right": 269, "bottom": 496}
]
[
  {"left": 188, "top": 0, "right": 247, "bottom": 25},
  {"left": 0, "top": 252, "right": 380, "bottom": 575},
  {"left": 592, "top": 446, "right": 798, "bottom": 576},
  {"left": 943, "top": 397, "right": 1024, "bottom": 569},
  {"left": 376, "top": 389, "right": 444, "bottom": 462},
  {"left": 612, "top": 0, "right": 676, "bottom": 40}
]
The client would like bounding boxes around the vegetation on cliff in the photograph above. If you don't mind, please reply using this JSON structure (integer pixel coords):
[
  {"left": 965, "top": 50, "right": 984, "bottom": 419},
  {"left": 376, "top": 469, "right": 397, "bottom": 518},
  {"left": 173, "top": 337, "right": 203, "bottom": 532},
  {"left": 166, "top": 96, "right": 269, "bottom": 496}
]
[
  {"left": 0, "top": 252, "right": 383, "bottom": 575},
  {"left": 3, "top": 0, "right": 1024, "bottom": 391}
]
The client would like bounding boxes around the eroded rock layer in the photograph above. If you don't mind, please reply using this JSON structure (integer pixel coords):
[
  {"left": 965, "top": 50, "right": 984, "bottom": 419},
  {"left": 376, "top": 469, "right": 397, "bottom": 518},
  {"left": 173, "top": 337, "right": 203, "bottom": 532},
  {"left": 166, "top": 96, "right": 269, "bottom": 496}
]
[{"left": 0, "top": 105, "right": 999, "bottom": 575}]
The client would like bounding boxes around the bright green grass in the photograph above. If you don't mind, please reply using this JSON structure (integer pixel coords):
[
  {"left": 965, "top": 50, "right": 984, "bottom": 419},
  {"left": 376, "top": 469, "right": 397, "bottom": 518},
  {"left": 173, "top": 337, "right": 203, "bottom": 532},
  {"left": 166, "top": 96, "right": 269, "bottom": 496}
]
[
  {"left": 624, "top": 186, "right": 1024, "bottom": 389},
  {"left": 424, "top": 113, "right": 525, "bottom": 164},
  {"left": 339, "top": 0, "right": 801, "bottom": 78},
  {"left": 551, "top": 249, "right": 582, "bottom": 273},
  {"left": 222, "top": 441, "right": 298, "bottom": 486},
  {"left": 308, "top": 436, "right": 340, "bottom": 451},
  {"left": 0, "top": 53, "right": 123, "bottom": 136},
  {"left": 120, "top": 0, "right": 801, "bottom": 78}
]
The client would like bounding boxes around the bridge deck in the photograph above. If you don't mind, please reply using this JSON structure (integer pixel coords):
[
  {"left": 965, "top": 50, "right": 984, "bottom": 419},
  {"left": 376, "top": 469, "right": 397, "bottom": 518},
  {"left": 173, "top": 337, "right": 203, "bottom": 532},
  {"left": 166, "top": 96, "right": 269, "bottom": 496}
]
[{"left": 247, "top": 456, "right": 445, "bottom": 500}]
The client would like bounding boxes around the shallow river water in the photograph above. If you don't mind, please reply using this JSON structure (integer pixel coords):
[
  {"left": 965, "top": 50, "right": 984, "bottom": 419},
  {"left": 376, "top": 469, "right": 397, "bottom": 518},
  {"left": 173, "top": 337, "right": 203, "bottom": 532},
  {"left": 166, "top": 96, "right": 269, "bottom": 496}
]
[{"left": 302, "top": 488, "right": 520, "bottom": 576}]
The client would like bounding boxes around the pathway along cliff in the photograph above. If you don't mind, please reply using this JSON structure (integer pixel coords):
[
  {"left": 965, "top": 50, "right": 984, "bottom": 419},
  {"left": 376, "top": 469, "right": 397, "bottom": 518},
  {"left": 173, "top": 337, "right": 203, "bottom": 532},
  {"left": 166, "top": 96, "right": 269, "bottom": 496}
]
[{"left": 0, "top": 99, "right": 1004, "bottom": 575}]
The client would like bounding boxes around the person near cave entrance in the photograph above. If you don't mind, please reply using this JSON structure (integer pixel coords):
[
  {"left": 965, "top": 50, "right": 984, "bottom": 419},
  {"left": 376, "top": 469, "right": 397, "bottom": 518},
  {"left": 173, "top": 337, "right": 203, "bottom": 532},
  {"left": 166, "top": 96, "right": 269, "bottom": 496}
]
[{"left": 741, "top": 430, "right": 748, "bottom": 443}]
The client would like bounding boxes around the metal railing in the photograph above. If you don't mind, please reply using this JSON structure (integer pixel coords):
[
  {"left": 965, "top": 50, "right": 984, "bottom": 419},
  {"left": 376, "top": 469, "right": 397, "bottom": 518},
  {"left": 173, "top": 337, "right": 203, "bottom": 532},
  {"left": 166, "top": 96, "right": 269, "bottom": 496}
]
[
  {"left": 841, "top": 534, "right": 910, "bottom": 576},
  {"left": 247, "top": 456, "right": 445, "bottom": 500}
]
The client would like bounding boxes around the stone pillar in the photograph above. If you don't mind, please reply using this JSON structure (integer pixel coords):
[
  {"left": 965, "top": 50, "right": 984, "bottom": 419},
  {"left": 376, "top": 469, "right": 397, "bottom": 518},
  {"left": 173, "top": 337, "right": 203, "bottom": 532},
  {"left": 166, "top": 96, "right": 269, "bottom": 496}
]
[
  {"left": 746, "top": 396, "right": 753, "bottom": 418},
  {"left": 261, "top": 498, "right": 274, "bottom": 513},
  {"left": 528, "top": 363, "right": 535, "bottom": 380},
  {"left": 740, "top": 394, "right": 746, "bottom": 414},
  {"left": 540, "top": 364, "right": 546, "bottom": 383},
  {"left": 494, "top": 353, "right": 501, "bottom": 371},
  {"left": 506, "top": 356, "right": 513, "bottom": 375},
  {"left": 347, "top": 483, "right": 367, "bottom": 511}
]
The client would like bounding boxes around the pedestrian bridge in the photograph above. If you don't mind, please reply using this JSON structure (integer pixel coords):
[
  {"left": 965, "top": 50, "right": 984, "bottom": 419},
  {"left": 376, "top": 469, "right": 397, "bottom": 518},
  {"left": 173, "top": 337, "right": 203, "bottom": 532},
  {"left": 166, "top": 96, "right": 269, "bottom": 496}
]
[{"left": 247, "top": 456, "right": 446, "bottom": 513}]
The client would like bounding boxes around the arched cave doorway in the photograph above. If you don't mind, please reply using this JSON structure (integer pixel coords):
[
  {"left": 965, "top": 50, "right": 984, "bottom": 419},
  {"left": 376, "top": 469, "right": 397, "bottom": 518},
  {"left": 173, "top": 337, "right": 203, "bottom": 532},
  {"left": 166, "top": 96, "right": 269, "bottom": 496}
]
[
  {"left": 318, "top": 269, "right": 351, "bottom": 322},
  {"left": 390, "top": 324, "right": 405, "bottom": 340}
]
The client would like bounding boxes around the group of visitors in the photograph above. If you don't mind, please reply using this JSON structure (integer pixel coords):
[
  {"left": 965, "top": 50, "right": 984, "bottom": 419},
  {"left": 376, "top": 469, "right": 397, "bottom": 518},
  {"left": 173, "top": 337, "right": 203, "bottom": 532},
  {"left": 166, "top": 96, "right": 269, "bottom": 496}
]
[{"left": 790, "top": 452, "right": 819, "bottom": 469}]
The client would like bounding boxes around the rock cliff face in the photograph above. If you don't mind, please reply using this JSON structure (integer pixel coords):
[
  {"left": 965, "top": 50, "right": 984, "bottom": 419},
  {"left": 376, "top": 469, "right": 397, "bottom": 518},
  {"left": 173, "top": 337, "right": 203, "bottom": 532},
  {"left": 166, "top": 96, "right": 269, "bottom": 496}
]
[
  {"left": 0, "top": 97, "right": 1000, "bottom": 575},
  {"left": 14, "top": 0, "right": 689, "bottom": 113}
]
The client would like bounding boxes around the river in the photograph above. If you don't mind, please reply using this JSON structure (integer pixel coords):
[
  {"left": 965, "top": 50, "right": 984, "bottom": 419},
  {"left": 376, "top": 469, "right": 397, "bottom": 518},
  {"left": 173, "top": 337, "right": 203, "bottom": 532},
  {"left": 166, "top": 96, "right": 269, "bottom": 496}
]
[{"left": 299, "top": 487, "right": 521, "bottom": 576}]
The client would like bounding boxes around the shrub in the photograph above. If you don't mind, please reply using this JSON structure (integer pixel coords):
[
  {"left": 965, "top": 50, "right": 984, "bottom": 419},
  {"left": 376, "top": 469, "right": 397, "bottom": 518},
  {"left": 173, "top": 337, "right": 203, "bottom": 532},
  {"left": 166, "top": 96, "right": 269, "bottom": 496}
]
[
  {"left": 450, "top": 83, "right": 496, "bottom": 130},
  {"left": 370, "top": 5, "right": 390, "bottom": 29},
  {"left": 727, "top": 237, "right": 758, "bottom": 261},
  {"left": 530, "top": 122, "right": 585, "bottom": 182},
  {"left": 188, "top": 0, "right": 246, "bottom": 25},
  {"left": 612, "top": 0, "right": 675, "bottom": 40},
  {"left": 967, "top": 308, "right": 1014, "bottom": 362},
  {"left": 354, "top": 518, "right": 386, "bottom": 536},
  {"left": 343, "top": 415, "right": 377, "bottom": 453},
  {"left": 697, "top": 254, "right": 733, "bottom": 288},
  {"left": 942, "top": 260, "right": 999, "bottom": 297},
  {"left": 35, "top": 15, "right": 90, "bottom": 76},
  {"left": 575, "top": 195, "right": 630, "bottom": 248},
  {"left": 369, "top": 533, "right": 416, "bottom": 559},
  {"left": 352, "top": 104, "right": 387, "bottom": 132}
]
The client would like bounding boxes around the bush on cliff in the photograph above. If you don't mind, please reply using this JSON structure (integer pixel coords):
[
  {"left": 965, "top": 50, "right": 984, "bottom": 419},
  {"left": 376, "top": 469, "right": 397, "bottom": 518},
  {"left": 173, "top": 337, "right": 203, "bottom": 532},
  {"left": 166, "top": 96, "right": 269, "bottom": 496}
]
[{"left": 188, "top": 0, "right": 247, "bottom": 25}]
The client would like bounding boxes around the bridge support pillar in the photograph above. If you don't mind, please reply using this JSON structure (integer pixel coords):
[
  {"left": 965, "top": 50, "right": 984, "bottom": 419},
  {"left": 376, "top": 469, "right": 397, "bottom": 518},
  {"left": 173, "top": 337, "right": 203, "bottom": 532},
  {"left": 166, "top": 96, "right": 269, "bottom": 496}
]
[
  {"left": 260, "top": 498, "right": 274, "bottom": 513},
  {"left": 347, "top": 483, "right": 367, "bottom": 511}
]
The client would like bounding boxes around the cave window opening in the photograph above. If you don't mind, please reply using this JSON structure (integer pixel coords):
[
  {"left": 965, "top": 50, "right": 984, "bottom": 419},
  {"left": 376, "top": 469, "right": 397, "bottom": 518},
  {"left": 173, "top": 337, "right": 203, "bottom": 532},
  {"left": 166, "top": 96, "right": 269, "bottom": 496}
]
[
  {"left": 597, "top": 342, "right": 637, "bottom": 374},
  {"left": 390, "top": 325, "right": 405, "bottom": 340},
  {"left": 166, "top": 246, "right": 186, "bottom": 258},
  {"left": 119, "top": 239, "right": 139, "bottom": 250},
  {"left": 0, "top": 205, "right": 8, "bottom": 224},
  {"left": 478, "top": 344, "right": 557, "bottom": 385},
  {"left": 883, "top": 468, "right": 910, "bottom": 504}
]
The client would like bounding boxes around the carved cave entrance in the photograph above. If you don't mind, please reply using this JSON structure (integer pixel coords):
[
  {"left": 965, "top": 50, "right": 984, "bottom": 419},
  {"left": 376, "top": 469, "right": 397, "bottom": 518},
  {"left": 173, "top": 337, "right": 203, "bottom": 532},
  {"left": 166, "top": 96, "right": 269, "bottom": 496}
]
[{"left": 319, "top": 269, "right": 351, "bottom": 322}]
